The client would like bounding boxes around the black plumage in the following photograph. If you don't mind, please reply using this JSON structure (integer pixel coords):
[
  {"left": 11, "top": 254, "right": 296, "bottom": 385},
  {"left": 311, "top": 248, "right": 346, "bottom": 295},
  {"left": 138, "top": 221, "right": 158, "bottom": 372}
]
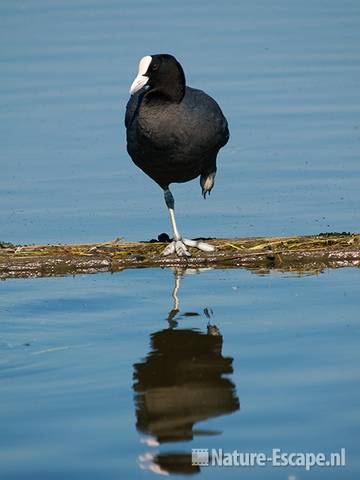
[{"left": 125, "top": 54, "right": 229, "bottom": 257}]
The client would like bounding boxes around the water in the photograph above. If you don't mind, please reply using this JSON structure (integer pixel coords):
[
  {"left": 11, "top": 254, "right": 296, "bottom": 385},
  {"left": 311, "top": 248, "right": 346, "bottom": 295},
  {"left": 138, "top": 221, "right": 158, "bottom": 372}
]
[
  {"left": 1, "top": 0, "right": 360, "bottom": 244},
  {"left": 1, "top": 1, "right": 359, "bottom": 478},
  {"left": 1, "top": 267, "right": 359, "bottom": 479}
]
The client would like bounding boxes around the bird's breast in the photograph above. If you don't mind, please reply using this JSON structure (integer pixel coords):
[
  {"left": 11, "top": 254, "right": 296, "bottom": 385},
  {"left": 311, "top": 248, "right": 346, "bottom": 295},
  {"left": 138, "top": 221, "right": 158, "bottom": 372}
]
[{"left": 136, "top": 102, "right": 220, "bottom": 156}]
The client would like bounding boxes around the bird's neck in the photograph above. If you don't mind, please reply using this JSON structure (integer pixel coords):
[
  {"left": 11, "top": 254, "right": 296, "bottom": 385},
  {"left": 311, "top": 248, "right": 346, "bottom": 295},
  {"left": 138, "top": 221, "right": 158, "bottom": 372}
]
[{"left": 147, "top": 67, "right": 186, "bottom": 103}]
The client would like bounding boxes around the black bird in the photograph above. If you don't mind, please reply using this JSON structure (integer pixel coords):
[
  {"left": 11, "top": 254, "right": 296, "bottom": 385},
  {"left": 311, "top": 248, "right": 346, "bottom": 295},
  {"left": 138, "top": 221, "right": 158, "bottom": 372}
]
[{"left": 125, "top": 54, "right": 229, "bottom": 257}]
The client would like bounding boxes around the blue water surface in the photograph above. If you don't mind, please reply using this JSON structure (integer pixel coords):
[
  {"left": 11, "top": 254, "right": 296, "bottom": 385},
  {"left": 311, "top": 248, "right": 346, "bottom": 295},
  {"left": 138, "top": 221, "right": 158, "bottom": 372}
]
[
  {"left": 1, "top": 267, "right": 359, "bottom": 479},
  {"left": 1, "top": 0, "right": 359, "bottom": 244}
]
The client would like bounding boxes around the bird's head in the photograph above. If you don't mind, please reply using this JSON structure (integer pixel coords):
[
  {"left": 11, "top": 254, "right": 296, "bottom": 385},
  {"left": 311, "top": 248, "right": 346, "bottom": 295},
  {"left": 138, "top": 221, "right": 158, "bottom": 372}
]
[{"left": 129, "top": 54, "right": 186, "bottom": 102}]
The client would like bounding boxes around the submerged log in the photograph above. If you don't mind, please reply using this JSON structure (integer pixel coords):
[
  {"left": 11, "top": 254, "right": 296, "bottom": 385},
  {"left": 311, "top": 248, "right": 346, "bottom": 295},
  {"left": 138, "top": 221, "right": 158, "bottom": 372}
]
[{"left": 0, "top": 233, "right": 359, "bottom": 279}]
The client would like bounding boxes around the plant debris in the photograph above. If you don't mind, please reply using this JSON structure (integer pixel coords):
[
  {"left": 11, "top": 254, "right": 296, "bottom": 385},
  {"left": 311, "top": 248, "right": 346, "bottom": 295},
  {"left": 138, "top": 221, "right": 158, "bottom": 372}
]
[{"left": 0, "top": 233, "right": 359, "bottom": 279}]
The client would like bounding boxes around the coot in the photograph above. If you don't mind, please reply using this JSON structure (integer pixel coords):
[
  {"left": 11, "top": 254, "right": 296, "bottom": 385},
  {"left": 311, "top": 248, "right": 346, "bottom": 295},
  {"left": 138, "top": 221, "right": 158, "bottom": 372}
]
[{"left": 125, "top": 54, "right": 229, "bottom": 257}]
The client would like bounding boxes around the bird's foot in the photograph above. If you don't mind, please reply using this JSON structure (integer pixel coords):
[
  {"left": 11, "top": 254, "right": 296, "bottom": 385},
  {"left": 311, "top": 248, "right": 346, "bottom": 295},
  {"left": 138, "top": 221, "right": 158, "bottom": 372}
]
[
  {"left": 162, "top": 239, "right": 190, "bottom": 257},
  {"left": 162, "top": 238, "right": 215, "bottom": 258}
]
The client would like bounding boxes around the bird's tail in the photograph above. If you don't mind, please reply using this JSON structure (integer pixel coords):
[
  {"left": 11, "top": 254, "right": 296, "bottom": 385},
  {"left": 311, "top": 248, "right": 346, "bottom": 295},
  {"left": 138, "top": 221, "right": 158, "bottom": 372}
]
[{"left": 200, "top": 167, "right": 217, "bottom": 199}]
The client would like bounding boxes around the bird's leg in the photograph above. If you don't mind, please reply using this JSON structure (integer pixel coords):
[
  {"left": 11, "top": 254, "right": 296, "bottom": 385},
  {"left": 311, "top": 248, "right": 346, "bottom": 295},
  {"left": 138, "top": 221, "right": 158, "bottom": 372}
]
[
  {"left": 162, "top": 188, "right": 190, "bottom": 257},
  {"left": 162, "top": 188, "right": 216, "bottom": 257}
]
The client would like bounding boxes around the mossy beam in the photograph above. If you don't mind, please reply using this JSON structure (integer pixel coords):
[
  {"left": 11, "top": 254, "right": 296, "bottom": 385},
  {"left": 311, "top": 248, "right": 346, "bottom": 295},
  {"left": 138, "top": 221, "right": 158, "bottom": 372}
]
[{"left": 0, "top": 233, "right": 359, "bottom": 279}]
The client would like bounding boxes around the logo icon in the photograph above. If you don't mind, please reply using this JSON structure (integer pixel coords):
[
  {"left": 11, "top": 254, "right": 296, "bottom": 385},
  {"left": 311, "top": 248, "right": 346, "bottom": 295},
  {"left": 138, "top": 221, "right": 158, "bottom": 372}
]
[{"left": 192, "top": 449, "right": 209, "bottom": 466}]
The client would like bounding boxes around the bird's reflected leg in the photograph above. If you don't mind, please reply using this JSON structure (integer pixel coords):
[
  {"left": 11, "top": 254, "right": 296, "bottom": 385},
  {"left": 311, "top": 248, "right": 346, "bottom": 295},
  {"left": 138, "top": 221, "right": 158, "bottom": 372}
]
[
  {"left": 162, "top": 188, "right": 216, "bottom": 257},
  {"left": 171, "top": 268, "right": 181, "bottom": 312},
  {"left": 166, "top": 268, "right": 183, "bottom": 327}
]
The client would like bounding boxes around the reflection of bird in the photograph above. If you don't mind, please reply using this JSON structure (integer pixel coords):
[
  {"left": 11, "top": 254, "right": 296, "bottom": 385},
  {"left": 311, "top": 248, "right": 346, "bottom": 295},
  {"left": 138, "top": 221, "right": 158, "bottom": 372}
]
[
  {"left": 133, "top": 328, "right": 239, "bottom": 443},
  {"left": 142, "top": 452, "right": 200, "bottom": 476},
  {"left": 134, "top": 327, "right": 239, "bottom": 475},
  {"left": 134, "top": 268, "right": 239, "bottom": 475},
  {"left": 125, "top": 54, "right": 229, "bottom": 257}
]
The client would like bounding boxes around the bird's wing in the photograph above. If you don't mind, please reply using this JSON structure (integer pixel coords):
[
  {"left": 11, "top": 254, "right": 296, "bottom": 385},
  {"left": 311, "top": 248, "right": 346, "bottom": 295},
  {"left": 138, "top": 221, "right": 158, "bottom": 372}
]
[
  {"left": 182, "top": 87, "right": 230, "bottom": 151},
  {"left": 125, "top": 89, "right": 146, "bottom": 128}
]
